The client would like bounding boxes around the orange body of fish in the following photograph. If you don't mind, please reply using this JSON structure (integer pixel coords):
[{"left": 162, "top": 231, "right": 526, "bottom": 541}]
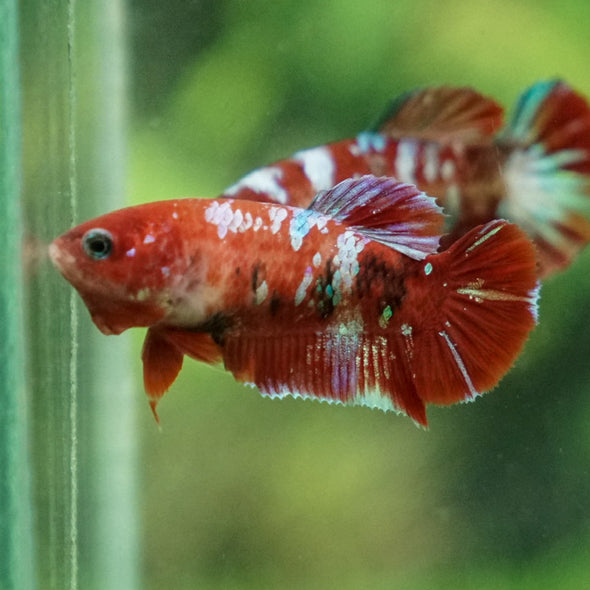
[{"left": 50, "top": 176, "right": 539, "bottom": 426}]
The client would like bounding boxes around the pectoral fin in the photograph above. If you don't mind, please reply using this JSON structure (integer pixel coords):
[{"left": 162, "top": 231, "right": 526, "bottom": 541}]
[
  {"left": 141, "top": 327, "right": 223, "bottom": 421},
  {"left": 142, "top": 328, "right": 184, "bottom": 422}
]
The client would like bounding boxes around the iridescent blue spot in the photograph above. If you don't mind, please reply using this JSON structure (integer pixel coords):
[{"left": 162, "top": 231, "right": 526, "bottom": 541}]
[
  {"left": 356, "top": 131, "right": 387, "bottom": 154},
  {"left": 289, "top": 210, "right": 317, "bottom": 251}
]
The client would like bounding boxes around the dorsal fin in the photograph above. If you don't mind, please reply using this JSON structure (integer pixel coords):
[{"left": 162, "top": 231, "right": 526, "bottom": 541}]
[
  {"left": 309, "top": 175, "right": 444, "bottom": 260},
  {"left": 372, "top": 86, "right": 504, "bottom": 143}
]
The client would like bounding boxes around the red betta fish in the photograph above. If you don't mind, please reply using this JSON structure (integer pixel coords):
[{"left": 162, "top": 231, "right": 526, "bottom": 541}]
[
  {"left": 222, "top": 80, "right": 590, "bottom": 278},
  {"left": 50, "top": 176, "right": 539, "bottom": 426}
]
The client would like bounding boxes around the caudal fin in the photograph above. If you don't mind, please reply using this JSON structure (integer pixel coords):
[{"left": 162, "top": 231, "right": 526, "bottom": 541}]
[
  {"left": 410, "top": 219, "right": 539, "bottom": 407},
  {"left": 498, "top": 80, "right": 590, "bottom": 277}
]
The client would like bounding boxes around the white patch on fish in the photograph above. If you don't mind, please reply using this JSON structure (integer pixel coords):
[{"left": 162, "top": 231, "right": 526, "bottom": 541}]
[
  {"left": 293, "top": 146, "right": 336, "bottom": 192},
  {"left": 294, "top": 267, "right": 314, "bottom": 306},
  {"left": 395, "top": 141, "right": 417, "bottom": 184},
  {"left": 223, "top": 166, "right": 289, "bottom": 204},
  {"left": 268, "top": 206, "right": 288, "bottom": 234},
  {"left": 423, "top": 143, "right": 439, "bottom": 184}
]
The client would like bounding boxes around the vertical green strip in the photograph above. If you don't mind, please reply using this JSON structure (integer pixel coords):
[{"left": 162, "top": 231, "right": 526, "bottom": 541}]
[
  {"left": 66, "top": 3, "right": 79, "bottom": 589},
  {"left": 83, "top": 1, "right": 141, "bottom": 588},
  {"left": 0, "top": 1, "right": 35, "bottom": 589},
  {"left": 20, "top": 0, "right": 139, "bottom": 588}
]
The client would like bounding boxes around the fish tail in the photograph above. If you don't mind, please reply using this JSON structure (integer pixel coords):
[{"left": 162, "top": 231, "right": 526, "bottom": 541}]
[
  {"left": 498, "top": 80, "right": 590, "bottom": 277},
  {"left": 411, "top": 219, "right": 539, "bottom": 407}
]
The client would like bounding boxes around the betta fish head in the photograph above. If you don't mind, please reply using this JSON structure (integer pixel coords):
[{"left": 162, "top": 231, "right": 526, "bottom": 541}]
[{"left": 49, "top": 200, "right": 204, "bottom": 335}]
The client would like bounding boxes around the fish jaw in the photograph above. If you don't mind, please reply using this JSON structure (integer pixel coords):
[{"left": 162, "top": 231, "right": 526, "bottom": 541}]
[{"left": 81, "top": 290, "right": 167, "bottom": 335}]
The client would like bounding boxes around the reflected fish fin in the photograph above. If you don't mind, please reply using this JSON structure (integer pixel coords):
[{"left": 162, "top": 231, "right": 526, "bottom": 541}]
[
  {"left": 409, "top": 219, "right": 539, "bottom": 406},
  {"left": 498, "top": 79, "right": 590, "bottom": 277},
  {"left": 222, "top": 331, "right": 428, "bottom": 426},
  {"left": 309, "top": 175, "right": 444, "bottom": 260},
  {"left": 372, "top": 86, "right": 504, "bottom": 143}
]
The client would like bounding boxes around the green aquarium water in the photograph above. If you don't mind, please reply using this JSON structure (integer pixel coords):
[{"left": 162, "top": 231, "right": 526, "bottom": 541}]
[
  {"left": 6, "top": 1, "right": 590, "bottom": 589},
  {"left": 130, "top": 2, "right": 590, "bottom": 589}
]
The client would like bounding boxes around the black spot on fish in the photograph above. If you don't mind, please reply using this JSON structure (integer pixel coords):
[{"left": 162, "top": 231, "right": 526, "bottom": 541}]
[
  {"left": 251, "top": 265, "right": 259, "bottom": 292},
  {"left": 192, "top": 312, "right": 233, "bottom": 346},
  {"left": 356, "top": 253, "right": 407, "bottom": 315},
  {"left": 269, "top": 291, "right": 281, "bottom": 315}
]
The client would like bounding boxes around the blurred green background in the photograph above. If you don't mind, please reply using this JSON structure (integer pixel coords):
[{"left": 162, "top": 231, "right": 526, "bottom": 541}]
[
  {"left": 21, "top": 0, "right": 590, "bottom": 588},
  {"left": 127, "top": 1, "right": 590, "bottom": 589}
]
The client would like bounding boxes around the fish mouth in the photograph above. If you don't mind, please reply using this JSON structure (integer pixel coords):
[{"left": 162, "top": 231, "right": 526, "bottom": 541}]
[
  {"left": 48, "top": 242, "right": 61, "bottom": 268},
  {"left": 48, "top": 242, "right": 115, "bottom": 334},
  {"left": 48, "top": 241, "right": 75, "bottom": 276}
]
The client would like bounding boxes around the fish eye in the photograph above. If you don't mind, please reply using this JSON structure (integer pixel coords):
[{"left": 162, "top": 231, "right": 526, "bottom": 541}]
[{"left": 82, "top": 229, "right": 113, "bottom": 260}]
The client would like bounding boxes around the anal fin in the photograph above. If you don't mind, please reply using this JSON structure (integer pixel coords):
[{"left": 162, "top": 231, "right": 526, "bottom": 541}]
[{"left": 222, "top": 331, "right": 428, "bottom": 426}]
